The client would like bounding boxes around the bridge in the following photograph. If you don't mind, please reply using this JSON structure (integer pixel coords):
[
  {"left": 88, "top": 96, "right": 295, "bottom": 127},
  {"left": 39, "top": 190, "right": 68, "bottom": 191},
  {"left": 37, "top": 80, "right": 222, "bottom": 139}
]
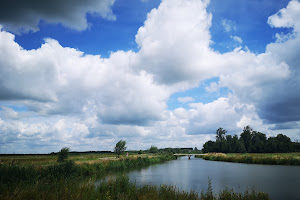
[{"left": 173, "top": 154, "right": 207, "bottom": 159}]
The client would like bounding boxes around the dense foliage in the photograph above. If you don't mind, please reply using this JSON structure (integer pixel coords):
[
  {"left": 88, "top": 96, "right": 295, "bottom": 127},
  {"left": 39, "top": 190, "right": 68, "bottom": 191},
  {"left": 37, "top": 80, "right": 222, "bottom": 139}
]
[{"left": 202, "top": 126, "right": 300, "bottom": 153}]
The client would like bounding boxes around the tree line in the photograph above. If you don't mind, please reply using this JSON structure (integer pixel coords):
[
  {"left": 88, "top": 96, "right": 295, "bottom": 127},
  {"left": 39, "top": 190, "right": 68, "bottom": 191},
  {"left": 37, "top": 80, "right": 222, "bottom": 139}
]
[{"left": 202, "top": 126, "right": 300, "bottom": 153}]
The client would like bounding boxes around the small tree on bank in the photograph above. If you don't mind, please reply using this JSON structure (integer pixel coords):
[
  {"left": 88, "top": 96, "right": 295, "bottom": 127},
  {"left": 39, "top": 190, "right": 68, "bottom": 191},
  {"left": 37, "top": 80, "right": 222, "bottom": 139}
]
[
  {"left": 115, "top": 140, "right": 127, "bottom": 158},
  {"left": 57, "top": 147, "right": 70, "bottom": 162},
  {"left": 149, "top": 145, "right": 158, "bottom": 153}
]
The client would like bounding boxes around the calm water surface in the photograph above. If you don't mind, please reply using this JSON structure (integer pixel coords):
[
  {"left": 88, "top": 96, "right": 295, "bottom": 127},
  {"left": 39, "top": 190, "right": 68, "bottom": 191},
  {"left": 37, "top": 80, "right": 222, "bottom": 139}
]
[{"left": 127, "top": 156, "right": 300, "bottom": 200}]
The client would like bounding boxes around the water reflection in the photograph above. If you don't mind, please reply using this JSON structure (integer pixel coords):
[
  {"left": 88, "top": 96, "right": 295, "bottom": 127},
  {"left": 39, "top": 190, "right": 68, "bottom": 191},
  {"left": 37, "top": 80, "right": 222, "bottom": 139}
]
[{"left": 127, "top": 156, "right": 300, "bottom": 200}]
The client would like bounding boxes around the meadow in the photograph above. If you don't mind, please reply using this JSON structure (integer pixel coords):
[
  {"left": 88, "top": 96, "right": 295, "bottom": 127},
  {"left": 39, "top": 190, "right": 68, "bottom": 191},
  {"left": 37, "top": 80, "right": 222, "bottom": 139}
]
[
  {"left": 0, "top": 153, "right": 270, "bottom": 199},
  {"left": 196, "top": 152, "right": 300, "bottom": 165},
  {"left": 0, "top": 152, "right": 127, "bottom": 166}
]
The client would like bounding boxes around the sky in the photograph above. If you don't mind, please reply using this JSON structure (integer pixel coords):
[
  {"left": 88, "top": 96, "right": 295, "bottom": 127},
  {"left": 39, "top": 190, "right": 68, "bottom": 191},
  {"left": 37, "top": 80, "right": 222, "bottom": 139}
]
[{"left": 0, "top": 0, "right": 300, "bottom": 153}]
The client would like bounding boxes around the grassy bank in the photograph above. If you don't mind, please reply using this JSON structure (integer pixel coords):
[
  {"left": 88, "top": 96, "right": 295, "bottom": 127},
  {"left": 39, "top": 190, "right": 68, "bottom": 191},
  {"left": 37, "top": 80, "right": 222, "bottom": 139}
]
[
  {"left": 196, "top": 153, "right": 300, "bottom": 165},
  {"left": 0, "top": 153, "right": 175, "bottom": 184},
  {"left": 1, "top": 174, "right": 269, "bottom": 200}
]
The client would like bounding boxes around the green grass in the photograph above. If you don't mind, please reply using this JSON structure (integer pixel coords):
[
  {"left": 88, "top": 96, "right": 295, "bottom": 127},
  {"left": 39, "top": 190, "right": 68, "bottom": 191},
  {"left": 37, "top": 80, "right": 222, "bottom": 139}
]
[
  {"left": 0, "top": 153, "right": 118, "bottom": 166},
  {"left": 0, "top": 152, "right": 155, "bottom": 166},
  {"left": 0, "top": 154, "right": 176, "bottom": 184},
  {"left": 196, "top": 153, "right": 300, "bottom": 165},
  {"left": 0, "top": 174, "right": 270, "bottom": 200}
]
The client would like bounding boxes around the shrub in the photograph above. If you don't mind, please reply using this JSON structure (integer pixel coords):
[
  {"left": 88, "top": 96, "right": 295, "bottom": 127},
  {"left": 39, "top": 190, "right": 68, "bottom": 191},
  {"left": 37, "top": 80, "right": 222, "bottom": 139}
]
[{"left": 57, "top": 147, "right": 70, "bottom": 162}]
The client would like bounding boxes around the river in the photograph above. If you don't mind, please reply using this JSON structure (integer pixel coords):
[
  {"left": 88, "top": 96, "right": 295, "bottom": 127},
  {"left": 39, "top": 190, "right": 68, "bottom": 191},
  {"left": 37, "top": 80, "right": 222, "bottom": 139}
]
[{"left": 127, "top": 156, "right": 300, "bottom": 200}]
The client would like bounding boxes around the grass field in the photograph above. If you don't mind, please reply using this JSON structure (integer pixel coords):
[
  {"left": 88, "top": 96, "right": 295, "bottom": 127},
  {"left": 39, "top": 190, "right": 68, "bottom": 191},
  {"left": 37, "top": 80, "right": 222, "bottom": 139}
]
[
  {"left": 196, "top": 152, "right": 300, "bottom": 165},
  {"left": 0, "top": 152, "right": 153, "bottom": 166}
]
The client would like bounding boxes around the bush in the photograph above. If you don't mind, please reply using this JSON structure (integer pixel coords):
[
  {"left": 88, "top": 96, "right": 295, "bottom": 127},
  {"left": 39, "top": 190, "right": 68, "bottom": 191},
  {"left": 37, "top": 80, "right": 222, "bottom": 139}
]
[
  {"left": 57, "top": 147, "right": 70, "bottom": 162},
  {"left": 43, "top": 160, "right": 77, "bottom": 180},
  {"left": 149, "top": 145, "right": 159, "bottom": 153}
]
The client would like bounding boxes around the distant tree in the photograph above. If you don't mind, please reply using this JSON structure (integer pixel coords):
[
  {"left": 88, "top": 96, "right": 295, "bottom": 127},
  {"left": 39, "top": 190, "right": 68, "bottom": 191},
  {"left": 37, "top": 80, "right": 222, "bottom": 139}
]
[
  {"left": 57, "top": 147, "right": 70, "bottom": 162},
  {"left": 250, "top": 131, "right": 267, "bottom": 153},
  {"left": 232, "top": 135, "right": 246, "bottom": 153},
  {"left": 224, "top": 135, "right": 233, "bottom": 153},
  {"left": 149, "top": 145, "right": 159, "bottom": 153},
  {"left": 240, "top": 126, "right": 253, "bottom": 152},
  {"left": 202, "top": 140, "right": 216, "bottom": 153},
  {"left": 266, "top": 137, "right": 277, "bottom": 153},
  {"left": 266, "top": 134, "right": 292, "bottom": 153},
  {"left": 114, "top": 140, "right": 127, "bottom": 158},
  {"left": 276, "top": 134, "right": 292, "bottom": 153},
  {"left": 293, "top": 142, "right": 300, "bottom": 152},
  {"left": 194, "top": 147, "right": 198, "bottom": 151},
  {"left": 216, "top": 127, "right": 227, "bottom": 142},
  {"left": 216, "top": 128, "right": 227, "bottom": 152},
  {"left": 202, "top": 126, "right": 295, "bottom": 154},
  {"left": 166, "top": 147, "right": 174, "bottom": 154}
]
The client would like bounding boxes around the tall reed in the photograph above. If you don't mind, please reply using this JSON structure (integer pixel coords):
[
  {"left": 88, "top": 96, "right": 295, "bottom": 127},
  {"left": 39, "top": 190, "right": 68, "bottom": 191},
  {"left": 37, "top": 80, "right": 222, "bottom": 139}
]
[{"left": 196, "top": 153, "right": 300, "bottom": 165}]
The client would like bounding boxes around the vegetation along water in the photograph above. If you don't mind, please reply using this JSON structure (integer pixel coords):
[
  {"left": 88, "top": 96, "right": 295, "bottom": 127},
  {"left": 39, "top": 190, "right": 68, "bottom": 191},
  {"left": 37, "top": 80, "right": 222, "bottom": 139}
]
[
  {"left": 0, "top": 145, "right": 269, "bottom": 199},
  {"left": 2, "top": 129, "right": 300, "bottom": 199}
]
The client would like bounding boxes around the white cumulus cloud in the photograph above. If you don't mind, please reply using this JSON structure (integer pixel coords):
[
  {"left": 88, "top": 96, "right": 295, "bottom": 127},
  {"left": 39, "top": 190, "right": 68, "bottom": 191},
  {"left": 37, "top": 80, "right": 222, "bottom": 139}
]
[{"left": 0, "top": 0, "right": 300, "bottom": 153}]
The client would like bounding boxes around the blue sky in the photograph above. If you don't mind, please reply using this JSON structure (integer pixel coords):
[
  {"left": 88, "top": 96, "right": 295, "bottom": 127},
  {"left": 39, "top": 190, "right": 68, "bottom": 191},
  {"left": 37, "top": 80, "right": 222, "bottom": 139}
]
[
  {"left": 0, "top": 0, "right": 299, "bottom": 153},
  {"left": 14, "top": 0, "right": 162, "bottom": 57},
  {"left": 13, "top": 0, "right": 290, "bottom": 55}
]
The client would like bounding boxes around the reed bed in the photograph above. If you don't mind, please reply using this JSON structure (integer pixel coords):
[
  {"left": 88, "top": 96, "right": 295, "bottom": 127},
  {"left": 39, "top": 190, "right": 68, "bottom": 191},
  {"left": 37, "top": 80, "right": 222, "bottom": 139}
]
[
  {"left": 196, "top": 153, "right": 300, "bottom": 165},
  {"left": 0, "top": 154, "right": 175, "bottom": 184},
  {"left": 0, "top": 153, "right": 117, "bottom": 166},
  {"left": 1, "top": 174, "right": 269, "bottom": 200}
]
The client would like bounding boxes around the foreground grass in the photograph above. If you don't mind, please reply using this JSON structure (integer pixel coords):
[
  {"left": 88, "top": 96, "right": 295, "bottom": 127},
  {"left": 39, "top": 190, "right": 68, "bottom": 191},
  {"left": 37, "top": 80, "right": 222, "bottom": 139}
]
[
  {"left": 0, "top": 174, "right": 269, "bottom": 200},
  {"left": 196, "top": 153, "right": 300, "bottom": 165}
]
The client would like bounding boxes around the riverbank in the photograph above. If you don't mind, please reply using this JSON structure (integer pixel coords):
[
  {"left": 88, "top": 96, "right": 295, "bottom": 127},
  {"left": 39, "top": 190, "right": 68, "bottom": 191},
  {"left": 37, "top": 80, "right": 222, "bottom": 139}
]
[
  {"left": 0, "top": 153, "right": 175, "bottom": 199},
  {"left": 0, "top": 153, "right": 176, "bottom": 183},
  {"left": 1, "top": 173, "right": 270, "bottom": 200},
  {"left": 195, "top": 153, "right": 300, "bottom": 165},
  {"left": 0, "top": 153, "right": 271, "bottom": 199}
]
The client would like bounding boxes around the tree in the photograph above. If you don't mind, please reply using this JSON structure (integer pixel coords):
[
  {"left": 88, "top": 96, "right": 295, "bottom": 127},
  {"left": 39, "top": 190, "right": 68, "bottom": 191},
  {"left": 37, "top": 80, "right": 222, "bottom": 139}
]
[
  {"left": 216, "top": 128, "right": 227, "bottom": 152},
  {"left": 266, "top": 134, "right": 292, "bottom": 153},
  {"left": 57, "top": 147, "right": 70, "bottom": 162},
  {"left": 224, "top": 135, "right": 233, "bottom": 153},
  {"left": 202, "top": 126, "right": 295, "bottom": 153},
  {"left": 231, "top": 135, "right": 246, "bottom": 153},
  {"left": 216, "top": 127, "right": 227, "bottom": 142},
  {"left": 240, "top": 126, "right": 253, "bottom": 152},
  {"left": 202, "top": 140, "right": 216, "bottom": 153},
  {"left": 149, "top": 145, "right": 159, "bottom": 153},
  {"left": 114, "top": 140, "right": 127, "bottom": 158},
  {"left": 293, "top": 142, "right": 300, "bottom": 152},
  {"left": 250, "top": 131, "right": 267, "bottom": 153},
  {"left": 276, "top": 134, "right": 292, "bottom": 153}
]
